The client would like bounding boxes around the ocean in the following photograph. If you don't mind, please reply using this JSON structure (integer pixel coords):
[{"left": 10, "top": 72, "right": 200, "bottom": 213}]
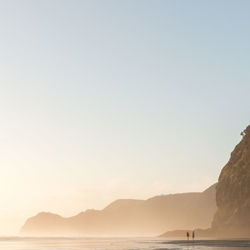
[{"left": 0, "top": 237, "right": 250, "bottom": 250}]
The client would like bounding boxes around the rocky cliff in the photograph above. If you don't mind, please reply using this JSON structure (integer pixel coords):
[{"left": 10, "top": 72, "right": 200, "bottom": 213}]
[
  {"left": 161, "top": 125, "right": 250, "bottom": 238},
  {"left": 211, "top": 125, "right": 250, "bottom": 237}
]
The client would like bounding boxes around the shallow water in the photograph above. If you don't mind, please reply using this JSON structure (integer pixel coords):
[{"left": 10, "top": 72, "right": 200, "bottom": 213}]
[{"left": 0, "top": 237, "right": 250, "bottom": 250}]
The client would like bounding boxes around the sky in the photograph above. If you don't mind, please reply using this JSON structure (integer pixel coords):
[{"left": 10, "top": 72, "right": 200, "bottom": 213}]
[{"left": 0, "top": 0, "right": 250, "bottom": 235}]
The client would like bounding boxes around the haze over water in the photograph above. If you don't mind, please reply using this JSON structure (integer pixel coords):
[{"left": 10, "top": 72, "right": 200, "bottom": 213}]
[{"left": 1, "top": 238, "right": 250, "bottom": 250}]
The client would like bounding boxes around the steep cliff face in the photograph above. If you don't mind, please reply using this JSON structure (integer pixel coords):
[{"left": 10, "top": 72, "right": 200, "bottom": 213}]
[{"left": 212, "top": 125, "right": 250, "bottom": 236}]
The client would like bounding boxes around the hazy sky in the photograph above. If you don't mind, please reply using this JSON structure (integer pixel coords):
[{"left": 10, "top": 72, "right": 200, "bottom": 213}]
[{"left": 0, "top": 0, "right": 250, "bottom": 235}]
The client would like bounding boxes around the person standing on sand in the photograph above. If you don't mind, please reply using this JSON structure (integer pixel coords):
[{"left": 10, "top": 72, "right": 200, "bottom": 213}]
[
  {"left": 192, "top": 231, "right": 195, "bottom": 241},
  {"left": 186, "top": 231, "right": 189, "bottom": 240}
]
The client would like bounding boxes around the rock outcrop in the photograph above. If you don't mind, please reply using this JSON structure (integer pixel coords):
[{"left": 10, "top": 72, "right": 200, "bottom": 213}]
[
  {"left": 211, "top": 125, "right": 250, "bottom": 237},
  {"left": 161, "top": 125, "right": 250, "bottom": 238}
]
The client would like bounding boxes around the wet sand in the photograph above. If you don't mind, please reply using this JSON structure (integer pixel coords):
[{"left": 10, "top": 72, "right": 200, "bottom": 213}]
[{"left": 0, "top": 237, "right": 250, "bottom": 249}]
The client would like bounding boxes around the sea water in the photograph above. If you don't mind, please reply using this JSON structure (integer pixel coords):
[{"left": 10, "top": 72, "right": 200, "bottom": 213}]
[{"left": 0, "top": 237, "right": 250, "bottom": 250}]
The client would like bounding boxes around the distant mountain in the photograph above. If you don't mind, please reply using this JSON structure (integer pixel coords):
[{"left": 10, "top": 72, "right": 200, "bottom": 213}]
[
  {"left": 161, "top": 125, "right": 250, "bottom": 238},
  {"left": 21, "top": 184, "right": 216, "bottom": 236}
]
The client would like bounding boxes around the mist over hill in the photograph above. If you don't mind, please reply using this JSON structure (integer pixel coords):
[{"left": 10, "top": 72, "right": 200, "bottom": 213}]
[
  {"left": 21, "top": 184, "right": 216, "bottom": 236},
  {"left": 22, "top": 124, "right": 250, "bottom": 238}
]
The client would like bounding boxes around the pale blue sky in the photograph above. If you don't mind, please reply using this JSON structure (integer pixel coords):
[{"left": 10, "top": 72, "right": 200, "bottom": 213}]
[{"left": 0, "top": 0, "right": 250, "bottom": 234}]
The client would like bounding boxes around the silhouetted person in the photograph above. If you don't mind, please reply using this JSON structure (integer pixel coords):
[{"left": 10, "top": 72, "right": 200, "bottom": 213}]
[
  {"left": 192, "top": 231, "right": 195, "bottom": 241},
  {"left": 186, "top": 231, "right": 189, "bottom": 240}
]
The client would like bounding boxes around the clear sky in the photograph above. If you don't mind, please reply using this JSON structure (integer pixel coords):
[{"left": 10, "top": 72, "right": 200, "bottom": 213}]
[{"left": 0, "top": 0, "right": 250, "bottom": 235}]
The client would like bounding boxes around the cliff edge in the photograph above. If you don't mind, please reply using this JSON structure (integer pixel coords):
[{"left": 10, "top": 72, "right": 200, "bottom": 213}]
[{"left": 211, "top": 125, "right": 250, "bottom": 237}]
